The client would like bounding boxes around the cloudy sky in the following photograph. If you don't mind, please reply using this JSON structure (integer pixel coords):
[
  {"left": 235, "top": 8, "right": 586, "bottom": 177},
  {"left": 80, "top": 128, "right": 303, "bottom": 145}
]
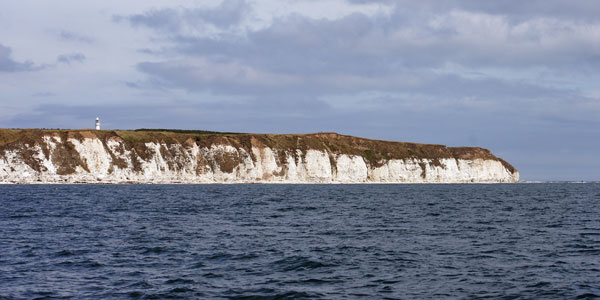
[{"left": 1, "top": 0, "right": 599, "bottom": 181}]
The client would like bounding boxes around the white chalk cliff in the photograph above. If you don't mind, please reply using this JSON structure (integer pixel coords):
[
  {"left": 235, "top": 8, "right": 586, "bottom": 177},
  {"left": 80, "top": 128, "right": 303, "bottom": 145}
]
[{"left": 0, "top": 130, "right": 519, "bottom": 183}]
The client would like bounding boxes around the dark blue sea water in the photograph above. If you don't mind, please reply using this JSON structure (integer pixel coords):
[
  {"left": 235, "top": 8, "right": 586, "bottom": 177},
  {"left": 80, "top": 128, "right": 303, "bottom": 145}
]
[{"left": 1, "top": 184, "right": 599, "bottom": 299}]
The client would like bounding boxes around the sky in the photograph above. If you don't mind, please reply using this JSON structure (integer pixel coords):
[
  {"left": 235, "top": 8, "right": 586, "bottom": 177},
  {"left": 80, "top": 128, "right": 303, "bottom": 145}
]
[{"left": 1, "top": 0, "right": 599, "bottom": 181}]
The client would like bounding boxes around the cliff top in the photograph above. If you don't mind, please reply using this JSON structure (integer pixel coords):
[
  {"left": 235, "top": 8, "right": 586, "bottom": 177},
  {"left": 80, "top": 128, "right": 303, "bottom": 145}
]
[{"left": 0, "top": 128, "right": 517, "bottom": 174}]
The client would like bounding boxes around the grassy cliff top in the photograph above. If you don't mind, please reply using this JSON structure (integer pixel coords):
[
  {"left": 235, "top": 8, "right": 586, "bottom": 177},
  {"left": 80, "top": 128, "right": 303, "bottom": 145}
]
[{"left": 0, "top": 128, "right": 517, "bottom": 173}]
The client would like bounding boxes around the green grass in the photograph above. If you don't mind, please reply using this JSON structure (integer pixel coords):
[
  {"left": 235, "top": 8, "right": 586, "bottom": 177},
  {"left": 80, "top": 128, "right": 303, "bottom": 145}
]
[{"left": 134, "top": 128, "right": 243, "bottom": 135}]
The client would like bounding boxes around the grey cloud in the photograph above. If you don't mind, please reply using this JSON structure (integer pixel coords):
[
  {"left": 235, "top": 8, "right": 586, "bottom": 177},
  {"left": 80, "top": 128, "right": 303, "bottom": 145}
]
[
  {"left": 124, "top": 3, "right": 600, "bottom": 128},
  {"left": 0, "top": 43, "right": 42, "bottom": 72},
  {"left": 137, "top": 48, "right": 161, "bottom": 55},
  {"left": 58, "top": 30, "right": 94, "bottom": 43},
  {"left": 134, "top": 55, "right": 579, "bottom": 106},
  {"left": 172, "top": 13, "right": 390, "bottom": 76},
  {"left": 449, "top": 0, "right": 600, "bottom": 21},
  {"left": 135, "top": 59, "right": 301, "bottom": 95},
  {"left": 349, "top": 0, "right": 600, "bottom": 21},
  {"left": 346, "top": 0, "right": 394, "bottom": 3},
  {"left": 31, "top": 92, "right": 56, "bottom": 97},
  {"left": 57, "top": 53, "right": 86, "bottom": 64},
  {"left": 197, "top": 0, "right": 249, "bottom": 28},
  {"left": 123, "top": 8, "right": 181, "bottom": 32},
  {"left": 160, "top": 9, "right": 600, "bottom": 82},
  {"left": 124, "top": 81, "right": 141, "bottom": 89},
  {"left": 118, "top": 0, "right": 249, "bottom": 31}
]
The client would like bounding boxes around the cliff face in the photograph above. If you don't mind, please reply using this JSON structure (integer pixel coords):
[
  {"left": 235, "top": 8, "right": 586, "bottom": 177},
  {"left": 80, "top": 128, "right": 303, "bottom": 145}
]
[{"left": 0, "top": 129, "right": 519, "bottom": 183}]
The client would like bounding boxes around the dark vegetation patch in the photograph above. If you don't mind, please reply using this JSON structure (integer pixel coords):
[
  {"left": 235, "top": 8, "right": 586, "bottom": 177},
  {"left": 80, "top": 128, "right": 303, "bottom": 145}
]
[
  {"left": 130, "top": 151, "right": 143, "bottom": 172},
  {"left": 328, "top": 154, "right": 337, "bottom": 175},
  {"left": 159, "top": 144, "right": 187, "bottom": 171},
  {"left": 273, "top": 155, "right": 288, "bottom": 177},
  {"left": 159, "top": 145, "right": 173, "bottom": 171},
  {"left": 429, "top": 158, "right": 444, "bottom": 169},
  {"left": 20, "top": 145, "right": 45, "bottom": 172},
  {"left": 95, "top": 135, "right": 128, "bottom": 172},
  {"left": 0, "top": 129, "right": 52, "bottom": 172},
  {"left": 114, "top": 130, "right": 163, "bottom": 162},
  {"left": 212, "top": 151, "right": 242, "bottom": 173},
  {"left": 195, "top": 154, "right": 212, "bottom": 175},
  {"left": 418, "top": 162, "right": 427, "bottom": 179},
  {"left": 52, "top": 132, "right": 89, "bottom": 175},
  {"left": 274, "top": 149, "right": 289, "bottom": 169}
]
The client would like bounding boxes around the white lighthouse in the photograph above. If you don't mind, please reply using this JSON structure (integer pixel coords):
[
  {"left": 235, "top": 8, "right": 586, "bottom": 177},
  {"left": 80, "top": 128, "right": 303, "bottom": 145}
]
[{"left": 95, "top": 117, "right": 100, "bottom": 130}]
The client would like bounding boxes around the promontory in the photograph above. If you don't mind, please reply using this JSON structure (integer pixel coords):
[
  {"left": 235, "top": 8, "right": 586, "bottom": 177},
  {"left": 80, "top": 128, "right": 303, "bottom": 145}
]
[{"left": 0, "top": 129, "right": 519, "bottom": 183}]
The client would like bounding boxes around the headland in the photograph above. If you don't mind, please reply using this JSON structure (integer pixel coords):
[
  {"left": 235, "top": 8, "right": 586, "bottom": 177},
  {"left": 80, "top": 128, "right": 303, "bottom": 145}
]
[{"left": 0, "top": 128, "right": 519, "bottom": 183}]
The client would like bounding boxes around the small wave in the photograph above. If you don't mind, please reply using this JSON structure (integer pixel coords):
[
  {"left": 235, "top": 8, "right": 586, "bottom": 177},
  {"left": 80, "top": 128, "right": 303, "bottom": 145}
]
[
  {"left": 272, "top": 256, "right": 334, "bottom": 272},
  {"left": 165, "top": 278, "right": 195, "bottom": 285},
  {"left": 125, "top": 271, "right": 145, "bottom": 277},
  {"left": 579, "top": 232, "right": 600, "bottom": 237},
  {"left": 79, "top": 259, "right": 103, "bottom": 268},
  {"left": 373, "top": 279, "right": 401, "bottom": 285},
  {"left": 526, "top": 281, "right": 551, "bottom": 288},
  {"left": 169, "top": 287, "right": 195, "bottom": 293},
  {"left": 141, "top": 247, "right": 168, "bottom": 254},
  {"left": 8, "top": 215, "right": 31, "bottom": 219},
  {"left": 576, "top": 293, "right": 600, "bottom": 299},
  {"left": 202, "top": 272, "right": 224, "bottom": 278},
  {"left": 283, "top": 278, "right": 343, "bottom": 285},
  {"left": 126, "top": 291, "right": 143, "bottom": 299},
  {"left": 143, "top": 287, "right": 198, "bottom": 299},
  {"left": 206, "top": 252, "right": 233, "bottom": 261},
  {"left": 380, "top": 285, "right": 394, "bottom": 293},
  {"left": 276, "top": 206, "right": 319, "bottom": 212},
  {"left": 225, "top": 288, "right": 320, "bottom": 300},
  {"left": 568, "top": 243, "right": 596, "bottom": 249},
  {"left": 56, "top": 259, "right": 103, "bottom": 268},
  {"left": 264, "top": 196, "right": 285, "bottom": 203},
  {"left": 54, "top": 249, "right": 88, "bottom": 257},
  {"left": 205, "top": 252, "right": 258, "bottom": 261},
  {"left": 190, "top": 261, "right": 205, "bottom": 269},
  {"left": 127, "top": 281, "right": 153, "bottom": 289}
]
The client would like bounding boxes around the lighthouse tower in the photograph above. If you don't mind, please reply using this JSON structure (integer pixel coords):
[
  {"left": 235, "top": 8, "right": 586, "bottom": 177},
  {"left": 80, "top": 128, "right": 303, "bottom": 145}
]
[{"left": 95, "top": 117, "right": 100, "bottom": 130}]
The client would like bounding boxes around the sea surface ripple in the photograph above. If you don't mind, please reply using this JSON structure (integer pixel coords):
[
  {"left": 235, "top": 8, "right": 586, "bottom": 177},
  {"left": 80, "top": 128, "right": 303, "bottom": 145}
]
[{"left": 1, "top": 183, "right": 599, "bottom": 299}]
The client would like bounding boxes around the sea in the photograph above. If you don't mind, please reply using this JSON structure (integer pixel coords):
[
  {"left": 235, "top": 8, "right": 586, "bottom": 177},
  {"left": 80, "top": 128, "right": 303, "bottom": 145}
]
[{"left": 1, "top": 183, "right": 599, "bottom": 299}]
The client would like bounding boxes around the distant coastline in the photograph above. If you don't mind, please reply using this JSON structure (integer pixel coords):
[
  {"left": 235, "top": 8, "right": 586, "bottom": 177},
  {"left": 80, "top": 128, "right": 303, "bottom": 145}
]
[{"left": 0, "top": 128, "right": 519, "bottom": 184}]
